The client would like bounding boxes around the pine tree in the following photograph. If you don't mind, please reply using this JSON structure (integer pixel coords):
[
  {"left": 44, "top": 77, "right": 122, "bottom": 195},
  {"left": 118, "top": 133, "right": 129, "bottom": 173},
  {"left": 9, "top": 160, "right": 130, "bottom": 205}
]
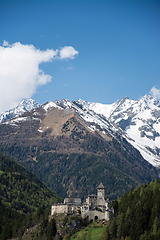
[{"left": 47, "top": 218, "right": 57, "bottom": 240}]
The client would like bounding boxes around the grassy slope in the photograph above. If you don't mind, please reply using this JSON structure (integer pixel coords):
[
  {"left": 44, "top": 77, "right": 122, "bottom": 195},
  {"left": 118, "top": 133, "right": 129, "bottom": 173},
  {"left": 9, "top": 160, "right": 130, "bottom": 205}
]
[
  {"left": 72, "top": 227, "right": 105, "bottom": 240},
  {"left": 71, "top": 222, "right": 106, "bottom": 240}
]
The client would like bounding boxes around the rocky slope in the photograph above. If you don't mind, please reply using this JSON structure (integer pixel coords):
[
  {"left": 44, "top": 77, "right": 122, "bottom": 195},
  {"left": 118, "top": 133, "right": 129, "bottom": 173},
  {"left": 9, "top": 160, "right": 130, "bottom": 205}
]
[{"left": 0, "top": 98, "right": 158, "bottom": 200}]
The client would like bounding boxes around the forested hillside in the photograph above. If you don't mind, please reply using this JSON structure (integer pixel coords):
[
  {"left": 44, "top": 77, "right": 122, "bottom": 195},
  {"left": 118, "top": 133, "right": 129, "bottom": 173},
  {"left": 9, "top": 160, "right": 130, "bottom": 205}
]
[
  {"left": 0, "top": 152, "right": 62, "bottom": 239},
  {"left": 101, "top": 179, "right": 160, "bottom": 240}
]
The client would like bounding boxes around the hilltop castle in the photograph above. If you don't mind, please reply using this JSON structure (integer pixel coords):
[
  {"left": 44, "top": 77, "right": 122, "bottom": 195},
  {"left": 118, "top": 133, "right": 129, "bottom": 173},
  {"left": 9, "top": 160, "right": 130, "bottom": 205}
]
[{"left": 51, "top": 183, "right": 114, "bottom": 221}]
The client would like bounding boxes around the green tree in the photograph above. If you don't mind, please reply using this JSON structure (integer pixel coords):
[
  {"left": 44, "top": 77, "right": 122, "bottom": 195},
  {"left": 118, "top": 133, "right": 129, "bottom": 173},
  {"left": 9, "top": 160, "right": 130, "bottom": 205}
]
[
  {"left": 37, "top": 205, "right": 44, "bottom": 218},
  {"left": 110, "top": 217, "right": 117, "bottom": 237},
  {"left": 112, "top": 199, "right": 118, "bottom": 216},
  {"left": 100, "top": 228, "right": 111, "bottom": 240},
  {"left": 47, "top": 218, "right": 57, "bottom": 240},
  {"left": 1, "top": 223, "right": 12, "bottom": 240}
]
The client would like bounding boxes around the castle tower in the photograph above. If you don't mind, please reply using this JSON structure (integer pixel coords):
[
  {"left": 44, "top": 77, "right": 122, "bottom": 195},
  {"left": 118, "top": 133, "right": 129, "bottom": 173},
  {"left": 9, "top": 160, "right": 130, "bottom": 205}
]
[{"left": 97, "top": 183, "right": 105, "bottom": 206}]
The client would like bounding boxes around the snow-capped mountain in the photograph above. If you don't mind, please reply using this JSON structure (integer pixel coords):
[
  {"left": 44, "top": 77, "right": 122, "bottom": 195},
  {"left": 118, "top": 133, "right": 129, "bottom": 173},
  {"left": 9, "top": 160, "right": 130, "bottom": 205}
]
[
  {"left": 0, "top": 99, "right": 41, "bottom": 123},
  {"left": 39, "top": 96, "right": 160, "bottom": 167},
  {"left": 1, "top": 94, "right": 160, "bottom": 168},
  {"left": 1, "top": 96, "right": 158, "bottom": 199},
  {"left": 78, "top": 95, "right": 160, "bottom": 167}
]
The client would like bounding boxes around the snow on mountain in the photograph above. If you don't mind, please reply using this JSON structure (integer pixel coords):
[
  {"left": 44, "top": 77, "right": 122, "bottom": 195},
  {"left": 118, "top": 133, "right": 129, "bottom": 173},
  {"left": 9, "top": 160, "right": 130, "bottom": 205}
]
[
  {"left": 36, "top": 98, "right": 121, "bottom": 139},
  {"left": 59, "top": 99, "right": 120, "bottom": 138},
  {"left": 1, "top": 94, "right": 160, "bottom": 167},
  {"left": 0, "top": 99, "right": 41, "bottom": 123},
  {"left": 77, "top": 99, "right": 117, "bottom": 118},
  {"left": 43, "top": 101, "right": 63, "bottom": 112},
  {"left": 78, "top": 95, "right": 160, "bottom": 167}
]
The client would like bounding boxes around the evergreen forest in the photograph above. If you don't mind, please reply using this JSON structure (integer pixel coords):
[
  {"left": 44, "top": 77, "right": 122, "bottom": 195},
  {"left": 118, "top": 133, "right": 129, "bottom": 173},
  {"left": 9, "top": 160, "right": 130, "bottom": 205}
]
[
  {"left": 101, "top": 179, "right": 160, "bottom": 240},
  {"left": 0, "top": 151, "right": 62, "bottom": 240}
]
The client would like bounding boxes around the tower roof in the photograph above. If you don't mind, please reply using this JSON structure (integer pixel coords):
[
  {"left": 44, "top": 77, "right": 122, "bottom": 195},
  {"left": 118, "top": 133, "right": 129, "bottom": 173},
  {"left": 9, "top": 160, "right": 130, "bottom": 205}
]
[{"left": 97, "top": 183, "right": 105, "bottom": 189}]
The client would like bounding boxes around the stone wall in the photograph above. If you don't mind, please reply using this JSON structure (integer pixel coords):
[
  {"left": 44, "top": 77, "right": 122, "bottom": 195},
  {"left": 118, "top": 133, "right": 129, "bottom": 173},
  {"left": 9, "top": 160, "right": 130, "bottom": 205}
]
[
  {"left": 105, "top": 210, "right": 114, "bottom": 221},
  {"left": 97, "top": 197, "right": 106, "bottom": 206},
  {"left": 51, "top": 204, "right": 68, "bottom": 215},
  {"left": 51, "top": 203, "right": 81, "bottom": 215},
  {"left": 86, "top": 195, "right": 97, "bottom": 207},
  {"left": 89, "top": 210, "right": 105, "bottom": 220}
]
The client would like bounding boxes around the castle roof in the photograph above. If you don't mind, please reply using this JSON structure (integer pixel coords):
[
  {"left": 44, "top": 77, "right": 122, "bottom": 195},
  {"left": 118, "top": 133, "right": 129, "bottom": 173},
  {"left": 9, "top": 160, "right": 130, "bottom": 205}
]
[
  {"left": 97, "top": 183, "right": 105, "bottom": 189},
  {"left": 64, "top": 197, "right": 81, "bottom": 205}
]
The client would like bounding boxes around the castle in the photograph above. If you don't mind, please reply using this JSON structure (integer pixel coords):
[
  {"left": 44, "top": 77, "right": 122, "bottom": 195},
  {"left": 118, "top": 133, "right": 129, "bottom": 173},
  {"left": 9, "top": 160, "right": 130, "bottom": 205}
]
[{"left": 51, "top": 183, "right": 114, "bottom": 221}]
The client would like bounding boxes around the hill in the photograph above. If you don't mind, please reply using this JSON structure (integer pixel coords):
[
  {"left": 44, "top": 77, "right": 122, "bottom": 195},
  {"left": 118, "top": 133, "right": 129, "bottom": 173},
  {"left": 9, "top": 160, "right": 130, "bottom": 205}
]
[
  {"left": 0, "top": 151, "right": 62, "bottom": 212},
  {"left": 0, "top": 151, "right": 62, "bottom": 239},
  {"left": 0, "top": 99, "right": 159, "bottom": 200},
  {"left": 101, "top": 179, "right": 160, "bottom": 240}
]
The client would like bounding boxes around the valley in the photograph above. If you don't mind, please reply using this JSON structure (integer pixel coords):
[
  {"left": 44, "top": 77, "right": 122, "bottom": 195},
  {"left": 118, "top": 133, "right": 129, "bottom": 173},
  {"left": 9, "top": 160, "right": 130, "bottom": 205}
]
[{"left": 0, "top": 95, "right": 160, "bottom": 239}]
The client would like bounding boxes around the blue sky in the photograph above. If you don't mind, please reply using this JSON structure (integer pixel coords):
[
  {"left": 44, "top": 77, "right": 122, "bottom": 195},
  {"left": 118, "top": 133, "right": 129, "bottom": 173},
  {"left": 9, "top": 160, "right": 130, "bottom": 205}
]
[{"left": 0, "top": 0, "right": 160, "bottom": 112}]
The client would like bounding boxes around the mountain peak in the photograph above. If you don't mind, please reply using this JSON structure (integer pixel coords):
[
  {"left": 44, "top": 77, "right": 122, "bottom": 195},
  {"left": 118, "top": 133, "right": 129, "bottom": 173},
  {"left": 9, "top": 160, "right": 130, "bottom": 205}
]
[
  {"left": 61, "top": 99, "right": 73, "bottom": 108},
  {"left": 139, "top": 94, "right": 160, "bottom": 109},
  {"left": 141, "top": 94, "right": 154, "bottom": 102},
  {"left": 18, "top": 99, "right": 41, "bottom": 111},
  {"left": 0, "top": 99, "right": 41, "bottom": 123},
  {"left": 42, "top": 101, "right": 63, "bottom": 112},
  {"left": 122, "top": 96, "right": 130, "bottom": 100}
]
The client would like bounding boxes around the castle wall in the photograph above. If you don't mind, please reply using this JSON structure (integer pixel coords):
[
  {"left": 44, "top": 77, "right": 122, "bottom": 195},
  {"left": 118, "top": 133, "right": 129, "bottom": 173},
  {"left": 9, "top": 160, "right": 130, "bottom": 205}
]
[
  {"left": 105, "top": 199, "right": 111, "bottom": 210},
  {"left": 86, "top": 195, "right": 97, "bottom": 207},
  {"left": 105, "top": 210, "right": 114, "bottom": 221},
  {"left": 51, "top": 204, "right": 68, "bottom": 215},
  {"left": 51, "top": 203, "right": 81, "bottom": 215},
  {"left": 81, "top": 209, "right": 114, "bottom": 221},
  {"left": 81, "top": 210, "right": 89, "bottom": 219},
  {"left": 69, "top": 204, "right": 80, "bottom": 213},
  {"left": 97, "top": 197, "right": 106, "bottom": 206},
  {"left": 89, "top": 210, "right": 105, "bottom": 220}
]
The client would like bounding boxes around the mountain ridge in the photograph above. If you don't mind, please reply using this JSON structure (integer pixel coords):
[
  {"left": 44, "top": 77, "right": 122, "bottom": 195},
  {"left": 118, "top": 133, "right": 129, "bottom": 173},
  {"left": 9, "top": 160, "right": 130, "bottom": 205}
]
[
  {"left": 77, "top": 94, "right": 160, "bottom": 167},
  {"left": 1, "top": 95, "right": 160, "bottom": 167},
  {"left": 0, "top": 96, "right": 159, "bottom": 200}
]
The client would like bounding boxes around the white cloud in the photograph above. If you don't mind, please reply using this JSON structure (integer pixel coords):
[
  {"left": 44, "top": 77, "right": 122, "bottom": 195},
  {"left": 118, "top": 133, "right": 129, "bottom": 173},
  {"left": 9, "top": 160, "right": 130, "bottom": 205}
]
[
  {"left": 0, "top": 41, "right": 78, "bottom": 112},
  {"left": 2, "top": 40, "right": 11, "bottom": 47},
  {"left": 59, "top": 46, "right": 78, "bottom": 59},
  {"left": 149, "top": 86, "right": 160, "bottom": 100}
]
